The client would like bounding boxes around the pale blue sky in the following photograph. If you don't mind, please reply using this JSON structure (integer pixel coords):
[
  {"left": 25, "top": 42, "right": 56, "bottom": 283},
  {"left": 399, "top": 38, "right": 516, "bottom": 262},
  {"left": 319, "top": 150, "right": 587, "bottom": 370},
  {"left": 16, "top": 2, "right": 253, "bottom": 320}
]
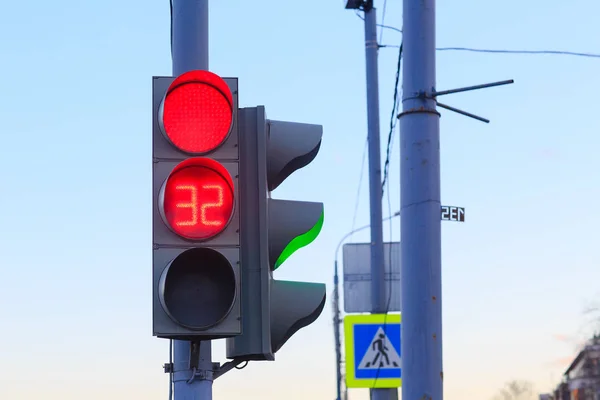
[{"left": 1, "top": 1, "right": 599, "bottom": 399}]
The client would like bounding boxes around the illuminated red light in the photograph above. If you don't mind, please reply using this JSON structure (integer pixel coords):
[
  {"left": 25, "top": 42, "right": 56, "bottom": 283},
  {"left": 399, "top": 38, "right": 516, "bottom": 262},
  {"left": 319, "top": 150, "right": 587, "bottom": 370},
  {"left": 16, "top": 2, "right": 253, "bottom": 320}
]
[
  {"left": 161, "top": 70, "right": 233, "bottom": 154},
  {"left": 162, "top": 158, "right": 235, "bottom": 240}
]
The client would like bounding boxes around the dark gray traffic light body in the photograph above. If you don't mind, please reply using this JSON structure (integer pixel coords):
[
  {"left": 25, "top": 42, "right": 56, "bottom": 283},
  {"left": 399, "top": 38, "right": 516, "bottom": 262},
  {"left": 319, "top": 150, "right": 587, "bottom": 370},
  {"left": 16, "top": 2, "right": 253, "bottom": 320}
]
[
  {"left": 267, "top": 120, "right": 322, "bottom": 191},
  {"left": 226, "top": 106, "right": 326, "bottom": 361},
  {"left": 268, "top": 199, "right": 323, "bottom": 270},
  {"left": 152, "top": 74, "right": 324, "bottom": 352},
  {"left": 152, "top": 75, "right": 242, "bottom": 340},
  {"left": 226, "top": 106, "right": 273, "bottom": 360},
  {"left": 270, "top": 280, "right": 326, "bottom": 353}
]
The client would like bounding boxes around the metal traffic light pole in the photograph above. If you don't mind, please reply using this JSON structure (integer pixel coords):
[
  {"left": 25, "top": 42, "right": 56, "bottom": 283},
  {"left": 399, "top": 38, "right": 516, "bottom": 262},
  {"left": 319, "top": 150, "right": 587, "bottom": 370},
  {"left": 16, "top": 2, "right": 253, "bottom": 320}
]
[{"left": 170, "top": 0, "right": 213, "bottom": 399}]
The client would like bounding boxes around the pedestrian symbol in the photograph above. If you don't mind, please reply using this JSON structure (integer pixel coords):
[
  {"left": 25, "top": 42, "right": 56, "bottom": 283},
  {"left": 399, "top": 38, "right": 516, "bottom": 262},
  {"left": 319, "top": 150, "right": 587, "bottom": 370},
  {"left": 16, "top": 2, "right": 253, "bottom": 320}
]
[
  {"left": 358, "top": 327, "right": 401, "bottom": 369},
  {"left": 343, "top": 313, "right": 402, "bottom": 389}
]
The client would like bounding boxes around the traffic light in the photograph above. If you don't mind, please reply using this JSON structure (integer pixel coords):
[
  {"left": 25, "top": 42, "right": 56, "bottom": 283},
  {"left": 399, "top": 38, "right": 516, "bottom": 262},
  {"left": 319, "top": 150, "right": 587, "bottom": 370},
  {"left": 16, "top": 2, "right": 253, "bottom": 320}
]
[
  {"left": 152, "top": 70, "right": 241, "bottom": 340},
  {"left": 226, "top": 106, "right": 326, "bottom": 361}
]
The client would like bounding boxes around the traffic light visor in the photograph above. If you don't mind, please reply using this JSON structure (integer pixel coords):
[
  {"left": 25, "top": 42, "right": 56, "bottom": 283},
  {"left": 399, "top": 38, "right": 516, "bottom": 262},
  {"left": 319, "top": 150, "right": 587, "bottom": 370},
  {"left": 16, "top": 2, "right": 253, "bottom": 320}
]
[
  {"left": 160, "top": 70, "right": 234, "bottom": 154},
  {"left": 159, "top": 157, "right": 235, "bottom": 240},
  {"left": 159, "top": 248, "right": 237, "bottom": 330}
]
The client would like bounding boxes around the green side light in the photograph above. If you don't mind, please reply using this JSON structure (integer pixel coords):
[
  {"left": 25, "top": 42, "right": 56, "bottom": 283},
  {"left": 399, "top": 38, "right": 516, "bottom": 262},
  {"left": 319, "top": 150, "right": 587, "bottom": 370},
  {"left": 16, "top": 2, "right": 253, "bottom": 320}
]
[{"left": 273, "top": 210, "right": 324, "bottom": 270}]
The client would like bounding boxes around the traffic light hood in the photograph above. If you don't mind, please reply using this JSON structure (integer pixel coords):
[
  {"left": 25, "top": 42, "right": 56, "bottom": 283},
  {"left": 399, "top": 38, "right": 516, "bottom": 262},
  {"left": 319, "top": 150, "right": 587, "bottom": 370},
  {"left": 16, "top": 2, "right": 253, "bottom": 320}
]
[
  {"left": 266, "top": 120, "right": 322, "bottom": 191},
  {"left": 269, "top": 199, "right": 324, "bottom": 270}
]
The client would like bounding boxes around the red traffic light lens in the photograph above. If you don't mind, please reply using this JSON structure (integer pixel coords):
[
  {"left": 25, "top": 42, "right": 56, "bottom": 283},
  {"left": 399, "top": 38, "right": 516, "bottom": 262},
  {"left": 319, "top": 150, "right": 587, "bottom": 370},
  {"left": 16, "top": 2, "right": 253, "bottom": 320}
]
[
  {"left": 161, "top": 158, "right": 235, "bottom": 240},
  {"left": 161, "top": 70, "right": 233, "bottom": 154}
]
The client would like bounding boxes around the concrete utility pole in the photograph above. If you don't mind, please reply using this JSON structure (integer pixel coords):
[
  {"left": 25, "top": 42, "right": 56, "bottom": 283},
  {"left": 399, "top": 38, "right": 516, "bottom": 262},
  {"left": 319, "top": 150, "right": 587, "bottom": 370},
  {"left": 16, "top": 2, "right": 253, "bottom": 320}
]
[
  {"left": 170, "top": 0, "right": 213, "bottom": 399},
  {"left": 398, "top": 0, "right": 443, "bottom": 399}
]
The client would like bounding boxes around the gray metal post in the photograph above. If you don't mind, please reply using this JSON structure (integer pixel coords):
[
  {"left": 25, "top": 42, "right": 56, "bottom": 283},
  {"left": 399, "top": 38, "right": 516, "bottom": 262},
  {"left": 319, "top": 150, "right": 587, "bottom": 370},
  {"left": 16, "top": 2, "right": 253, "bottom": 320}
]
[
  {"left": 399, "top": 0, "right": 443, "bottom": 398},
  {"left": 333, "top": 261, "right": 342, "bottom": 400},
  {"left": 363, "top": 5, "right": 393, "bottom": 400},
  {"left": 173, "top": 341, "right": 213, "bottom": 400},
  {"left": 171, "top": 0, "right": 209, "bottom": 75},
  {"left": 364, "top": 5, "right": 385, "bottom": 324},
  {"left": 170, "top": 0, "right": 213, "bottom": 399}
]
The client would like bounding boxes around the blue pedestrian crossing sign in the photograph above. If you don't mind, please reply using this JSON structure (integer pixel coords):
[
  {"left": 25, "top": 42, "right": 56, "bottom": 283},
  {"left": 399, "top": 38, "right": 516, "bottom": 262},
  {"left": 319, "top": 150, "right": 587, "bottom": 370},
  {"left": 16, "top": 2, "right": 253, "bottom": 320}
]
[{"left": 344, "top": 313, "right": 401, "bottom": 389}]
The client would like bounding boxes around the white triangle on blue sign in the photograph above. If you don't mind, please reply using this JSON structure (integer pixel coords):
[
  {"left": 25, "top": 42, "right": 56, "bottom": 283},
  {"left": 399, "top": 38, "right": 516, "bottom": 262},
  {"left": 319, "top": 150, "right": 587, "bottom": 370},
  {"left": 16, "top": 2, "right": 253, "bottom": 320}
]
[{"left": 357, "top": 327, "right": 401, "bottom": 370}]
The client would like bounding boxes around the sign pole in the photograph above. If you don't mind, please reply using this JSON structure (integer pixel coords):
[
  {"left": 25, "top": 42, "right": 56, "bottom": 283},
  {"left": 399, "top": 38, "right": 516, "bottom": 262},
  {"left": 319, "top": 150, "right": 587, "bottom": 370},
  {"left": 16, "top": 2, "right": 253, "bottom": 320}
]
[{"left": 362, "top": 3, "right": 394, "bottom": 399}]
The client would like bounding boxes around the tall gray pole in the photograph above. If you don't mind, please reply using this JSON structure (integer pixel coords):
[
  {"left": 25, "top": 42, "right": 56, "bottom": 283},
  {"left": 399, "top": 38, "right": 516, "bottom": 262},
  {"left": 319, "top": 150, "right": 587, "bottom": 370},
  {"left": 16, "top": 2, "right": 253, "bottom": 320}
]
[
  {"left": 170, "top": 1, "right": 213, "bottom": 399},
  {"left": 363, "top": 4, "right": 394, "bottom": 400},
  {"left": 399, "top": 0, "right": 443, "bottom": 398}
]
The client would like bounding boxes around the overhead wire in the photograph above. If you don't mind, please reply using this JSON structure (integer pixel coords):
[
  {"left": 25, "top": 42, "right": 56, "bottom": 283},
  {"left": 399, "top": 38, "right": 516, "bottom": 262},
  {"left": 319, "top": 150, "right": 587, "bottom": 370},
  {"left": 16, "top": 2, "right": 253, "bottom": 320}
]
[
  {"left": 345, "top": 134, "right": 368, "bottom": 399},
  {"left": 436, "top": 47, "right": 600, "bottom": 58},
  {"left": 354, "top": 10, "right": 402, "bottom": 34},
  {"left": 379, "top": 44, "right": 600, "bottom": 58},
  {"left": 379, "top": 0, "right": 388, "bottom": 43},
  {"left": 381, "top": 42, "right": 402, "bottom": 195},
  {"left": 169, "top": 0, "right": 173, "bottom": 58},
  {"left": 349, "top": 138, "right": 369, "bottom": 236}
]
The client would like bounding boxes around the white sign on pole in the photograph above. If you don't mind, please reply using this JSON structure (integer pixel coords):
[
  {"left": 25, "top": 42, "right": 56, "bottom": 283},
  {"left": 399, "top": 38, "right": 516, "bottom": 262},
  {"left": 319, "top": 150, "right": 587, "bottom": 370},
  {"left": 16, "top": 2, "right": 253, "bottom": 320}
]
[{"left": 342, "top": 242, "right": 401, "bottom": 313}]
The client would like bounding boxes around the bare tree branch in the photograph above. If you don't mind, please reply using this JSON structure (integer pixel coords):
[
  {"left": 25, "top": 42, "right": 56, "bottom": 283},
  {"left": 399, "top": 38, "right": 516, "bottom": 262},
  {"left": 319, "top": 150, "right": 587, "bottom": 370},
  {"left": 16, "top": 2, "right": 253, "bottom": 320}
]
[{"left": 492, "top": 380, "right": 535, "bottom": 400}]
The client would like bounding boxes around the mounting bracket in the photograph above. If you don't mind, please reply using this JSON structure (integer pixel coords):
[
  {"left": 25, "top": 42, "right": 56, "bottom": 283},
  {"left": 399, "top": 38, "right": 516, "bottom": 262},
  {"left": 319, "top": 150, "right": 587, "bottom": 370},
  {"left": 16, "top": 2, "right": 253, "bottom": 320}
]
[{"left": 398, "top": 79, "right": 514, "bottom": 123}]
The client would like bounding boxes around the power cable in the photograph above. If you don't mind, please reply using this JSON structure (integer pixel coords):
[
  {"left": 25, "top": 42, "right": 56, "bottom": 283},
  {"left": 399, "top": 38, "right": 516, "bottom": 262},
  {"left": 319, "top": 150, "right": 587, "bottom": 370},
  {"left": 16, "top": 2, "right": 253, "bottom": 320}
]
[
  {"left": 381, "top": 42, "right": 403, "bottom": 195},
  {"left": 379, "top": 44, "right": 600, "bottom": 58},
  {"left": 235, "top": 361, "right": 249, "bottom": 370},
  {"left": 354, "top": 10, "right": 402, "bottom": 34},
  {"left": 169, "top": 0, "right": 173, "bottom": 59},
  {"left": 350, "top": 138, "right": 369, "bottom": 236},
  {"left": 379, "top": 0, "right": 388, "bottom": 43},
  {"left": 436, "top": 47, "right": 600, "bottom": 58}
]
